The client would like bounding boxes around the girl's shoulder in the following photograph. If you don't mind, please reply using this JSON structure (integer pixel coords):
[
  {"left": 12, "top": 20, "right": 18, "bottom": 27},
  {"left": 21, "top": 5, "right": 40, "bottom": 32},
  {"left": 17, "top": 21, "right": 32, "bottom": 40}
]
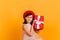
[
  {"left": 23, "top": 23, "right": 31, "bottom": 27},
  {"left": 23, "top": 24, "right": 27, "bottom": 25},
  {"left": 22, "top": 24, "right": 28, "bottom": 29},
  {"left": 23, "top": 24, "right": 27, "bottom": 27}
]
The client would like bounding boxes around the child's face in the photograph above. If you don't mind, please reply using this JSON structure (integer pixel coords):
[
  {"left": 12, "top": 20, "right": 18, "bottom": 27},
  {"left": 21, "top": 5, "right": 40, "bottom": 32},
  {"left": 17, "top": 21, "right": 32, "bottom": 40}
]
[{"left": 25, "top": 15, "right": 33, "bottom": 23}]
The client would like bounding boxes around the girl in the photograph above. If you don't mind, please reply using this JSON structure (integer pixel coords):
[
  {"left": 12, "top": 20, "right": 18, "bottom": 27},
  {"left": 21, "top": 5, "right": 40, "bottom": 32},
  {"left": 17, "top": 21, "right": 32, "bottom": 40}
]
[{"left": 23, "top": 10, "right": 43, "bottom": 40}]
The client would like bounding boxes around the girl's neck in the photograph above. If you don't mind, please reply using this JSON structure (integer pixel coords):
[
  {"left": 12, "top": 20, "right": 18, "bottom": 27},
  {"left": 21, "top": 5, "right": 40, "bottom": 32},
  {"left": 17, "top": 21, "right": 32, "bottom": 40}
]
[{"left": 27, "top": 22, "right": 30, "bottom": 24}]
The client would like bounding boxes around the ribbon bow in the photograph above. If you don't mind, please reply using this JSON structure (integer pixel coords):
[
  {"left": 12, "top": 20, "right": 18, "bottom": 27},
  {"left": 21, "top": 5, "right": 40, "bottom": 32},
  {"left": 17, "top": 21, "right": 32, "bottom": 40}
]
[{"left": 34, "top": 16, "right": 44, "bottom": 29}]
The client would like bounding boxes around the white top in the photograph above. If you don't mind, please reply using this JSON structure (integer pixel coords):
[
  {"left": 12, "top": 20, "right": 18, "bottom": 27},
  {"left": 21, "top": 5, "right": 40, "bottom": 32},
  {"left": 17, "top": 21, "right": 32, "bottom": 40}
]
[{"left": 23, "top": 23, "right": 43, "bottom": 40}]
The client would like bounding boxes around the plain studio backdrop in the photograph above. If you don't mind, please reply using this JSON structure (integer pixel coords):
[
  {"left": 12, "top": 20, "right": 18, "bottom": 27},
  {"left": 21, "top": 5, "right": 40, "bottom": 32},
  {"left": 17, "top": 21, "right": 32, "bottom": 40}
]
[{"left": 0, "top": 0, "right": 60, "bottom": 40}]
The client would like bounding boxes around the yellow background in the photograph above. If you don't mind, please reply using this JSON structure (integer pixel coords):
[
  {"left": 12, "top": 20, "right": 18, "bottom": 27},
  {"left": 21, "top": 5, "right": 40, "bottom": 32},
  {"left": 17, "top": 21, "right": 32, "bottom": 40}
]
[{"left": 0, "top": 0, "right": 60, "bottom": 40}]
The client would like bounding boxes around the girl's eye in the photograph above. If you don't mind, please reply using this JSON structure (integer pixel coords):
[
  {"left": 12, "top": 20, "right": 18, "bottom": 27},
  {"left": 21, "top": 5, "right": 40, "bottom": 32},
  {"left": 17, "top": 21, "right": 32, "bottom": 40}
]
[
  {"left": 27, "top": 15, "right": 33, "bottom": 18},
  {"left": 28, "top": 17, "right": 32, "bottom": 18},
  {"left": 30, "top": 17, "right": 32, "bottom": 18}
]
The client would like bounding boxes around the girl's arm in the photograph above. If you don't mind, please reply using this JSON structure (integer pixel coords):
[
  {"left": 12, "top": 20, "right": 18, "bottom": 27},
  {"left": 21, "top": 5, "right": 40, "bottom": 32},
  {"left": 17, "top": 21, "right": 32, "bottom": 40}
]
[
  {"left": 32, "top": 21, "right": 40, "bottom": 38},
  {"left": 23, "top": 25, "right": 33, "bottom": 36}
]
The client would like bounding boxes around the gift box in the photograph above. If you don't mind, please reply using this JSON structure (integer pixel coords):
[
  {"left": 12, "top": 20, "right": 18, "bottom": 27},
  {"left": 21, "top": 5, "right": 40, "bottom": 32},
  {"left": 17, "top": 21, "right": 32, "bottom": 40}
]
[{"left": 33, "top": 15, "right": 44, "bottom": 31}]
